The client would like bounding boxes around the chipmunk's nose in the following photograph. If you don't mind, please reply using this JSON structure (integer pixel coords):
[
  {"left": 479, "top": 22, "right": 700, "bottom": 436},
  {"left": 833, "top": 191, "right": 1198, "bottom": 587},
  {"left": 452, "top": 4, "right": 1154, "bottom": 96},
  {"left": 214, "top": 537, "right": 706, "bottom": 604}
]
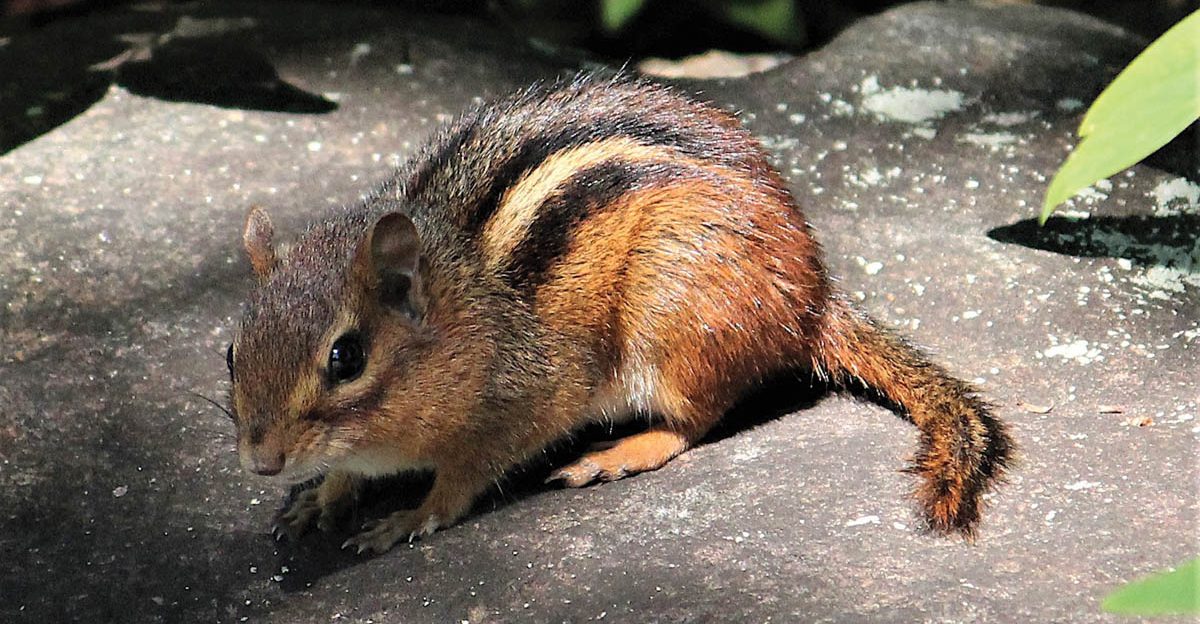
[{"left": 247, "top": 449, "right": 286, "bottom": 476}]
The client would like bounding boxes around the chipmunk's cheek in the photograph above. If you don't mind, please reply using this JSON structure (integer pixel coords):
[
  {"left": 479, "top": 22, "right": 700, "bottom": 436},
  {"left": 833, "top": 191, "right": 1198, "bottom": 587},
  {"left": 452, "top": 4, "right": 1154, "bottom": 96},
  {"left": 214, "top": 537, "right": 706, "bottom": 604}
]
[{"left": 287, "top": 422, "right": 349, "bottom": 469}]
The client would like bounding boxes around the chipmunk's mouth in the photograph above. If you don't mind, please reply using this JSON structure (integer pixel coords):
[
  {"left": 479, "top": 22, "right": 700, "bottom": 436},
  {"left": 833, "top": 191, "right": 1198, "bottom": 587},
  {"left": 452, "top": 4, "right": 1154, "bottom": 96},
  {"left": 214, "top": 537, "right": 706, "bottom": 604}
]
[{"left": 240, "top": 449, "right": 324, "bottom": 485}]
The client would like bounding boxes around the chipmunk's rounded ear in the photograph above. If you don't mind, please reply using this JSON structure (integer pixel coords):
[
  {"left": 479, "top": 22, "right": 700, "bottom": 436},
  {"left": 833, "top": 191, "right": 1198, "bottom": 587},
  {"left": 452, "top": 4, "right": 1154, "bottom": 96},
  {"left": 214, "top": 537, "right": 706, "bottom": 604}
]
[
  {"left": 363, "top": 212, "right": 426, "bottom": 318},
  {"left": 243, "top": 206, "right": 278, "bottom": 280}
]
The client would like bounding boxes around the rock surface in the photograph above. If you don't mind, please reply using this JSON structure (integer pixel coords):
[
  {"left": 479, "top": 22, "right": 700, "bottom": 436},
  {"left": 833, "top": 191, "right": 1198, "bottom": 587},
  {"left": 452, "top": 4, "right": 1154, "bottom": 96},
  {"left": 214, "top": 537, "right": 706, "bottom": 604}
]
[{"left": 1, "top": 2, "right": 1196, "bottom": 623}]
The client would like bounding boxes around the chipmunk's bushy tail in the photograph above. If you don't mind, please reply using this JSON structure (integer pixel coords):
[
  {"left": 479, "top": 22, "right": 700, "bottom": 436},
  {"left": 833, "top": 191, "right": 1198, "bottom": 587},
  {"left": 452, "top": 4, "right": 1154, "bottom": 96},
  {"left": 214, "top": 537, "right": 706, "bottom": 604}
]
[{"left": 815, "top": 296, "right": 1013, "bottom": 538}]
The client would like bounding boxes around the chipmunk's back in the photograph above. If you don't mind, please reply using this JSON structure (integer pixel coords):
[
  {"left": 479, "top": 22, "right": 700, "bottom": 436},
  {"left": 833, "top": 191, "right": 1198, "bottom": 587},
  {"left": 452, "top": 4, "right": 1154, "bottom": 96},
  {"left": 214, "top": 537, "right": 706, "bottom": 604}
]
[{"left": 384, "top": 77, "right": 830, "bottom": 406}]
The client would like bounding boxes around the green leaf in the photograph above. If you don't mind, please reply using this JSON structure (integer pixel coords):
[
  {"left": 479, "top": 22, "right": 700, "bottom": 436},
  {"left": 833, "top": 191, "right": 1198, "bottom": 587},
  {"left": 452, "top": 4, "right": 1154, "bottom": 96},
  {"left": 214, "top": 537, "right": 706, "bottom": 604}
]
[
  {"left": 1041, "top": 9, "right": 1200, "bottom": 224},
  {"left": 717, "top": 0, "right": 804, "bottom": 46},
  {"left": 1101, "top": 557, "right": 1200, "bottom": 615},
  {"left": 601, "top": 0, "right": 647, "bottom": 32}
]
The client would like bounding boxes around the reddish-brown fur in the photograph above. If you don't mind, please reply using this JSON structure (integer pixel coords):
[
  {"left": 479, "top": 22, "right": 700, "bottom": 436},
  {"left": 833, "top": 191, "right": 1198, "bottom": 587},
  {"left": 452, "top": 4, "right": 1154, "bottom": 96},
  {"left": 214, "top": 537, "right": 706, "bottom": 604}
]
[{"left": 229, "top": 75, "right": 1012, "bottom": 553}]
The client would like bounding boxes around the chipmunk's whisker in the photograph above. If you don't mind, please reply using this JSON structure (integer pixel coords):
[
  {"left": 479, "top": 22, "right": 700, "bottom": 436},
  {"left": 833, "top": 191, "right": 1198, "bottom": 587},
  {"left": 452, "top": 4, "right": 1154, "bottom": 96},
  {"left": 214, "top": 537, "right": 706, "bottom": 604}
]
[{"left": 188, "top": 390, "right": 236, "bottom": 422}]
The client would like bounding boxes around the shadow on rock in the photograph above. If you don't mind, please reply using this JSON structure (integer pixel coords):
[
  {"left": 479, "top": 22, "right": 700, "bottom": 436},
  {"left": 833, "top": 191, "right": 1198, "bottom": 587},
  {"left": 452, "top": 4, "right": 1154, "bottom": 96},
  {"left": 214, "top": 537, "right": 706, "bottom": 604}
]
[
  {"left": 115, "top": 37, "right": 336, "bottom": 114},
  {"left": 269, "top": 473, "right": 434, "bottom": 591},
  {"left": 988, "top": 213, "right": 1200, "bottom": 270},
  {"left": 0, "top": 17, "right": 134, "bottom": 156},
  {"left": 0, "top": 5, "right": 335, "bottom": 155},
  {"left": 489, "top": 374, "right": 830, "bottom": 521},
  {"left": 265, "top": 373, "right": 832, "bottom": 591},
  {"left": 0, "top": 360, "right": 276, "bottom": 623}
]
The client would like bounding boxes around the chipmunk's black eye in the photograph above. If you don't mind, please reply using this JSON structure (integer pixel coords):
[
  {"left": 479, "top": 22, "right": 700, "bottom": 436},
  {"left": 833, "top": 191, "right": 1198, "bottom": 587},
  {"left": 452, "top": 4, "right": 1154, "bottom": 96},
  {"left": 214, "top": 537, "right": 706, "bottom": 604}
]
[
  {"left": 328, "top": 334, "right": 365, "bottom": 384},
  {"left": 226, "top": 344, "right": 235, "bottom": 380}
]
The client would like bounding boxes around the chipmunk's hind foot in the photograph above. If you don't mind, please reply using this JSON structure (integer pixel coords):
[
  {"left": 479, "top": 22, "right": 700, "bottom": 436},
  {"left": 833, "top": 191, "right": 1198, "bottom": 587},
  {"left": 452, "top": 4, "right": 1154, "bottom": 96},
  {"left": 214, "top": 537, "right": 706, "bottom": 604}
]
[{"left": 546, "top": 428, "right": 694, "bottom": 488}]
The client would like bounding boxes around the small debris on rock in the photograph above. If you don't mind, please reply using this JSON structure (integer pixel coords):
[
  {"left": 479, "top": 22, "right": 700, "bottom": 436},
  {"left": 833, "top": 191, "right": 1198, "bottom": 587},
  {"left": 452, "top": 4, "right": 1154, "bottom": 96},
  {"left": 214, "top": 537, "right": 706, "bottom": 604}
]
[
  {"left": 1097, "top": 405, "right": 1125, "bottom": 414},
  {"left": 1123, "top": 415, "right": 1154, "bottom": 427},
  {"left": 349, "top": 42, "right": 371, "bottom": 66},
  {"left": 1017, "top": 401, "right": 1053, "bottom": 414},
  {"left": 112, "top": 485, "right": 128, "bottom": 498}
]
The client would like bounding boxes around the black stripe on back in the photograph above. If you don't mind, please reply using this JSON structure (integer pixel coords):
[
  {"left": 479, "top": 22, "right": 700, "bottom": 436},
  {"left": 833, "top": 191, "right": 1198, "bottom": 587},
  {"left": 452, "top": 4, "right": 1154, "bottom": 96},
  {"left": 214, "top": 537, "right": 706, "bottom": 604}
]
[
  {"left": 501, "top": 159, "right": 690, "bottom": 292},
  {"left": 464, "top": 116, "right": 724, "bottom": 236},
  {"left": 405, "top": 114, "right": 478, "bottom": 196}
]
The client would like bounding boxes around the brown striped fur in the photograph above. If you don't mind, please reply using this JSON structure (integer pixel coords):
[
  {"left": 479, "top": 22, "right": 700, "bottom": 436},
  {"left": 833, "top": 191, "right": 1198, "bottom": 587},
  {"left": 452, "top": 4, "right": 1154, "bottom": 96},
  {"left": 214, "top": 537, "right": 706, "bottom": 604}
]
[{"left": 228, "top": 74, "right": 1012, "bottom": 553}]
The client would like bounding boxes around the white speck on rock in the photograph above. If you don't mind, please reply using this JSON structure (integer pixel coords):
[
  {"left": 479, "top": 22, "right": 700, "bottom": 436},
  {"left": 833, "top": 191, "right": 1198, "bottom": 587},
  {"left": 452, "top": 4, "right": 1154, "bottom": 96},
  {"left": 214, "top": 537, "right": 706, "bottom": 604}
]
[
  {"left": 1150, "top": 177, "right": 1200, "bottom": 216},
  {"left": 911, "top": 127, "right": 937, "bottom": 140},
  {"left": 112, "top": 485, "right": 128, "bottom": 498},
  {"left": 730, "top": 444, "right": 766, "bottom": 462},
  {"left": 960, "top": 132, "right": 1018, "bottom": 150},
  {"left": 860, "top": 168, "right": 884, "bottom": 186},
  {"left": 759, "top": 135, "right": 799, "bottom": 151},
  {"left": 982, "top": 111, "right": 1037, "bottom": 126},
  {"left": 846, "top": 515, "right": 881, "bottom": 527},
  {"left": 1131, "top": 265, "right": 1198, "bottom": 294},
  {"left": 1056, "top": 98, "right": 1084, "bottom": 112},
  {"left": 1074, "top": 184, "right": 1110, "bottom": 203},
  {"left": 860, "top": 75, "right": 964, "bottom": 124},
  {"left": 1064, "top": 480, "right": 1101, "bottom": 491},
  {"left": 834, "top": 99, "right": 856, "bottom": 116},
  {"left": 1043, "top": 339, "right": 1101, "bottom": 364},
  {"left": 349, "top": 42, "right": 372, "bottom": 65}
]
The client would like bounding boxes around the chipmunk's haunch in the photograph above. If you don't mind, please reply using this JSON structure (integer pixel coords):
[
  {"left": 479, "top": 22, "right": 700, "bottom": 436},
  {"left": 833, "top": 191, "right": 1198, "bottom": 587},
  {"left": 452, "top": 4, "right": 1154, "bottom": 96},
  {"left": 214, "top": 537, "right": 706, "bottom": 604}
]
[{"left": 228, "top": 75, "right": 1012, "bottom": 553}]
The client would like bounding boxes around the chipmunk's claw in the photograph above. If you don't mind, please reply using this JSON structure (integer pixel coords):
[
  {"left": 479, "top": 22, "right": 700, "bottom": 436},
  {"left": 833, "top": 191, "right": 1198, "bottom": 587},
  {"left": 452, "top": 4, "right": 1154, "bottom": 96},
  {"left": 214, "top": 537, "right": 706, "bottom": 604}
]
[
  {"left": 547, "top": 458, "right": 627, "bottom": 488},
  {"left": 272, "top": 488, "right": 323, "bottom": 541},
  {"left": 340, "top": 511, "right": 440, "bottom": 554}
]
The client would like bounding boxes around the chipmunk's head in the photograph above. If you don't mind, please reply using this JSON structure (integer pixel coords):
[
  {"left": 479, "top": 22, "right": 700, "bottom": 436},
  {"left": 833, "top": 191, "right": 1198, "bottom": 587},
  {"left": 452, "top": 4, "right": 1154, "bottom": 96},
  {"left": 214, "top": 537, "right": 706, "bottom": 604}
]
[{"left": 227, "top": 206, "right": 433, "bottom": 483}]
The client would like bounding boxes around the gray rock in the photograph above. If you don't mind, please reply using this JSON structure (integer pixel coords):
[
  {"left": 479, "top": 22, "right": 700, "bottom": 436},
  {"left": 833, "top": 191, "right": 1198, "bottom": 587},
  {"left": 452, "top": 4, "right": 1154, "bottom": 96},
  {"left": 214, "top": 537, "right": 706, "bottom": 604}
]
[{"left": 0, "top": 2, "right": 1195, "bottom": 623}]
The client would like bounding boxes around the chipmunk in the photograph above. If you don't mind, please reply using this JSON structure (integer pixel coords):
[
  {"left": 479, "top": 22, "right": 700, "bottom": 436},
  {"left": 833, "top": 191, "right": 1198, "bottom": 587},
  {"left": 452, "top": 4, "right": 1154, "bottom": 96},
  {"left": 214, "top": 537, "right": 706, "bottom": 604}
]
[{"left": 227, "top": 74, "right": 1012, "bottom": 554}]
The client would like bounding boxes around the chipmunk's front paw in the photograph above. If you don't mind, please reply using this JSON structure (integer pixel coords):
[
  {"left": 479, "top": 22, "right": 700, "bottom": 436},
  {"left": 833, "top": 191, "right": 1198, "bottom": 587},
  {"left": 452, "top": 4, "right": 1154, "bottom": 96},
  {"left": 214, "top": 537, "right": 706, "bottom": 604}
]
[
  {"left": 272, "top": 488, "right": 345, "bottom": 541},
  {"left": 341, "top": 510, "right": 442, "bottom": 554},
  {"left": 273, "top": 488, "right": 321, "bottom": 541}
]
